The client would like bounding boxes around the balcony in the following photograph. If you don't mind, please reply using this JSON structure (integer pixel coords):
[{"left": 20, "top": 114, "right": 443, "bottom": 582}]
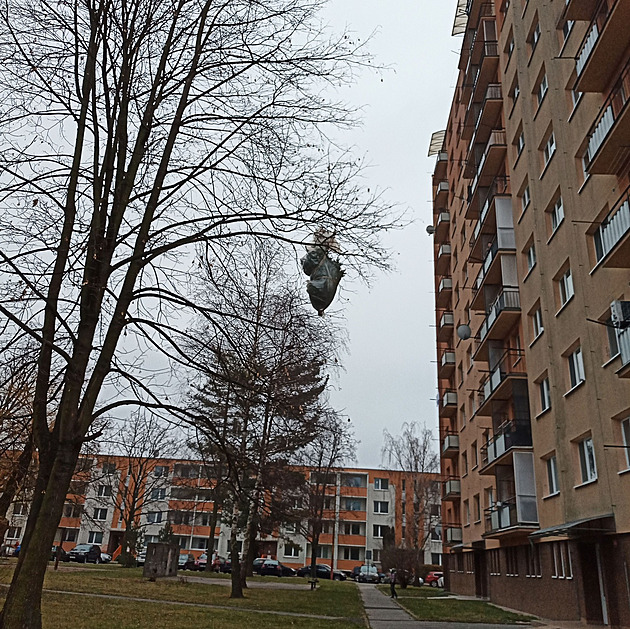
[
  {"left": 445, "top": 524, "right": 463, "bottom": 544},
  {"left": 433, "top": 211, "right": 451, "bottom": 244},
  {"left": 468, "top": 130, "right": 507, "bottom": 194},
  {"left": 475, "top": 349, "right": 527, "bottom": 416},
  {"left": 442, "top": 477, "right": 461, "bottom": 502},
  {"left": 437, "top": 311, "right": 454, "bottom": 342},
  {"left": 438, "top": 348, "right": 456, "bottom": 378},
  {"left": 575, "top": 0, "right": 630, "bottom": 93},
  {"left": 433, "top": 151, "right": 449, "bottom": 180},
  {"left": 436, "top": 276, "right": 453, "bottom": 308},
  {"left": 466, "top": 1, "right": 495, "bottom": 32},
  {"left": 467, "top": 173, "right": 510, "bottom": 224},
  {"left": 484, "top": 497, "right": 538, "bottom": 539},
  {"left": 480, "top": 416, "right": 533, "bottom": 474},
  {"left": 618, "top": 327, "right": 630, "bottom": 378},
  {"left": 594, "top": 188, "right": 630, "bottom": 268},
  {"left": 442, "top": 432, "right": 460, "bottom": 458},
  {"left": 564, "top": 0, "right": 599, "bottom": 21},
  {"left": 470, "top": 237, "right": 516, "bottom": 311},
  {"left": 440, "top": 390, "right": 458, "bottom": 417},
  {"left": 474, "top": 287, "right": 521, "bottom": 361},
  {"left": 435, "top": 243, "right": 452, "bottom": 275},
  {"left": 584, "top": 61, "right": 630, "bottom": 174},
  {"left": 434, "top": 180, "right": 449, "bottom": 208}
]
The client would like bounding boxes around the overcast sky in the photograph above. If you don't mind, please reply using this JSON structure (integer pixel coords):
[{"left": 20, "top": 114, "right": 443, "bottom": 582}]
[{"left": 320, "top": 2, "right": 461, "bottom": 467}]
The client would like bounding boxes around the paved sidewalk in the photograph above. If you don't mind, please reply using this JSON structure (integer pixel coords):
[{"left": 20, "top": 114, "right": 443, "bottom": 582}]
[{"left": 357, "top": 583, "right": 532, "bottom": 629}]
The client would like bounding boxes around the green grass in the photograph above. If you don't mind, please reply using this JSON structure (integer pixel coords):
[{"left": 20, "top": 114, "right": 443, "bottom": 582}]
[
  {"left": 376, "top": 584, "right": 449, "bottom": 598},
  {"left": 0, "top": 562, "right": 365, "bottom": 628},
  {"left": 398, "top": 598, "right": 534, "bottom": 624}
]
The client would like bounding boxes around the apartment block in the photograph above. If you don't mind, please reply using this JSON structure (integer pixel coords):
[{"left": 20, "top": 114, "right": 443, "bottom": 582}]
[
  {"left": 2, "top": 456, "right": 441, "bottom": 573},
  {"left": 430, "top": 0, "right": 630, "bottom": 625}
]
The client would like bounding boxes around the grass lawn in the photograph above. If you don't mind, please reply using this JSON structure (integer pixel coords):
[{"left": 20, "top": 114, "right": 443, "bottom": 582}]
[
  {"left": 398, "top": 598, "right": 534, "bottom": 624},
  {"left": 0, "top": 561, "right": 365, "bottom": 628}
]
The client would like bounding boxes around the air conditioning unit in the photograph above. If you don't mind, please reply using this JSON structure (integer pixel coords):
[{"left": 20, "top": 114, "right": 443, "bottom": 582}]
[{"left": 610, "top": 301, "right": 630, "bottom": 329}]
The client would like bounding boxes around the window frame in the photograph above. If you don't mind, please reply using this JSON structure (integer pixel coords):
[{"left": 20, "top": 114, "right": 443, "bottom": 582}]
[{"left": 578, "top": 436, "right": 597, "bottom": 484}]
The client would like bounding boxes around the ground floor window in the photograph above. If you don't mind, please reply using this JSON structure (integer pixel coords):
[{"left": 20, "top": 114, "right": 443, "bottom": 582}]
[
  {"left": 489, "top": 549, "right": 500, "bottom": 576},
  {"left": 283, "top": 542, "right": 301, "bottom": 558},
  {"left": 431, "top": 553, "right": 441, "bottom": 565},
  {"left": 88, "top": 531, "right": 103, "bottom": 544},
  {"left": 465, "top": 553, "right": 474, "bottom": 574},
  {"left": 526, "top": 544, "right": 541, "bottom": 577},
  {"left": 192, "top": 537, "right": 208, "bottom": 550},
  {"left": 341, "top": 546, "right": 360, "bottom": 561},
  {"left": 505, "top": 547, "right": 518, "bottom": 576},
  {"left": 551, "top": 542, "right": 572, "bottom": 579}
]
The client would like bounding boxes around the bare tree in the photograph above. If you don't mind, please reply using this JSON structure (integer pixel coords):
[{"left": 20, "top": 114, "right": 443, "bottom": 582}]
[
  {"left": 382, "top": 422, "right": 440, "bottom": 586},
  {"left": 0, "top": 0, "right": 397, "bottom": 624}
]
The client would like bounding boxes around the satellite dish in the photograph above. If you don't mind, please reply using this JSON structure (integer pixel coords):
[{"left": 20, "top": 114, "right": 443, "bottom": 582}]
[
  {"left": 426, "top": 225, "right": 436, "bottom": 235},
  {"left": 457, "top": 324, "right": 472, "bottom": 340}
]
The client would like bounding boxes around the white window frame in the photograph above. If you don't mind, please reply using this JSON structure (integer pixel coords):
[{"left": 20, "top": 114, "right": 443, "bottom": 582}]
[
  {"left": 373, "top": 524, "right": 385, "bottom": 538},
  {"left": 147, "top": 511, "right": 163, "bottom": 524},
  {"left": 521, "top": 185, "right": 531, "bottom": 213},
  {"left": 551, "top": 197, "right": 564, "bottom": 232},
  {"left": 88, "top": 531, "right": 103, "bottom": 544},
  {"left": 543, "top": 132, "right": 556, "bottom": 166},
  {"left": 526, "top": 243, "right": 536, "bottom": 271},
  {"left": 93, "top": 508, "right": 108, "bottom": 521},
  {"left": 547, "top": 455, "right": 559, "bottom": 495},
  {"left": 537, "top": 73, "right": 548, "bottom": 106},
  {"left": 283, "top": 543, "right": 301, "bottom": 558},
  {"left": 568, "top": 346, "right": 585, "bottom": 389},
  {"left": 517, "top": 131, "right": 525, "bottom": 156},
  {"left": 532, "top": 307, "right": 544, "bottom": 339},
  {"left": 373, "top": 501, "right": 389, "bottom": 514},
  {"left": 622, "top": 417, "right": 630, "bottom": 470},
  {"left": 6, "top": 527, "right": 21, "bottom": 539},
  {"left": 552, "top": 541, "right": 573, "bottom": 579},
  {"left": 578, "top": 436, "right": 597, "bottom": 483},
  {"left": 531, "top": 21, "right": 541, "bottom": 51},
  {"left": 97, "top": 485, "right": 112, "bottom": 497},
  {"left": 559, "top": 268, "right": 574, "bottom": 306},
  {"left": 539, "top": 377, "right": 551, "bottom": 413},
  {"left": 374, "top": 478, "right": 389, "bottom": 490}
]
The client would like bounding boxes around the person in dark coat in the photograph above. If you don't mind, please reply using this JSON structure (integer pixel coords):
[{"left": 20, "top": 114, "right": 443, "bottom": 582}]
[{"left": 389, "top": 570, "right": 398, "bottom": 599}]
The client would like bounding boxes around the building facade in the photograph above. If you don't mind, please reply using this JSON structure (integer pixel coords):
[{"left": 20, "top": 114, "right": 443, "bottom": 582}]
[
  {"left": 431, "top": 0, "right": 630, "bottom": 626},
  {"left": 2, "top": 456, "right": 442, "bottom": 573}
]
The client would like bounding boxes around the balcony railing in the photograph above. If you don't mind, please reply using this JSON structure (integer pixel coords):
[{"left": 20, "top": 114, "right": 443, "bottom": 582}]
[
  {"left": 479, "top": 348, "right": 526, "bottom": 402},
  {"left": 445, "top": 524, "right": 463, "bottom": 544},
  {"left": 481, "top": 415, "right": 533, "bottom": 467},
  {"left": 478, "top": 287, "right": 520, "bottom": 343},
  {"left": 440, "top": 348, "right": 456, "bottom": 370},
  {"left": 594, "top": 189, "right": 630, "bottom": 263},
  {"left": 442, "top": 432, "right": 459, "bottom": 454},
  {"left": 441, "top": 389, "right": 458, "bottom": 409},
  {"left": 619, "top": 327, "right": 630, "bottom": 372},
  {"left": 443, "top": 477, "right": 461, "bottom": 497},
  {"left": 484, "top": 496, "right": 538, "bottom": 534}
]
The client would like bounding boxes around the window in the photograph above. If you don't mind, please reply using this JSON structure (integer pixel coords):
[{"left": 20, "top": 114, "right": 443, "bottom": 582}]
[
  {"left": 97, "top": 485, "right": 112, "bottom": 497},
  {"left": 567, "top": 346, "right": 585, "bottom": 389},
  {"left": 543, "top": 132, "right": 556, "bottom": 167},
  {"left": 622, "top": 418, "right": 630, "bottom": 470},
  {"left": 12, "top": 503, "right": 27, "bottom": 516},
  {"left": 63, "top": 529, "right": 79, "bottom": 542},
  {"left": 507, "top": 34, "right": 515, "bottom": 59},
  {"left": 283, "top": 543, "right": 301, "bottom": 558},
  {"left": 88, "top": 531, "right": 103, "bottom": 544},
  {"left": 6, "top": 527, "right": 21, "bottom": 539},
  {"left": 342, "top": 547, "right": 361, "bottom": 561},
  {"left": 316, "top": 545, "right": 331, "bottom": 559},
  {"left": 558, "top": 268, "right": 574, "bottom": 307},
  {"left": 192, "top": 537, "right": 208, "bottom": 550},
  {"left": 171, "top": 511, "right": 193, "bottom": 526},
  {"left": 374, "top": 478, "right": 389, "bottom": 490},
  {"left": 526, "top": 545, "right": 542, "bottom": 577},
  {"left": 153, "top": 465, "right": 169, "bottom": 478},
  {"left": 562, "top": 19, "right": 574, "bottom": 41},
  {"left": 342, "top": 474, "right": 366, "bottom": 488},
  {"left": 102, "top": 461, "right": 116, "bottom": 474},
  {"left": 532, "top": 306, "right": 544, "bottom": 339},
  {"left": 284, "top": 522, "right": 297, "bottom": 533},
  {"left": 489, "top": 549, "right": 501, "bottom": 575},
  {"left": 506, "top": 547, "right": 519, "bottom": 576},
  {"left": 530, "top": 21, "right": 541, "bottom": 51},
  {"left": 526, "top": 243, "right": 536, "bottom": 272},
  {"left": 536, "top": 72, "right": 548, "bottom": 106},
  {"left": 344, "top": 522, "right": 361, "bottom": 535},
  {"left": 373, "top": 524, "right": 387, "bottom": 538},
  {"left": 373, "top": 549, "right": 381, "bottom": 562},
  {"left": 462, "top": 451, "right": 468, "bottom": 476},
  {"left": 552, "top": 541, "right": 572, "bottom": 578},
  {"left": 521, "top": 185, "right": 531, "bottom": 213},
  {"left": 471, "top": 442, "right": 478, "bottom": 469},
  {"left": 464, "top": 499, "right": 470, "bottom": 525},
  {"left": 539, "top": 377, "right": 551, "bottom": 413},
  {"left": 373, "top": 501, "right": 389, "bottom": 514},
  {"left": 546, "top": 455, "right": 559, "bottom": 495},
  {"left": 578, "top": 436, "right": 597, "bottom": 483},
  {"left": 93, "top": 508, "right": 108, "bottom": 521},
  {"left": 550, "top": 197, "right": 564, "bottom": 232},
  {"left": 473, "top": 494, "right": 481, "bottom": 522},
  {"left": 516, "top": 131, "right": 525, "bottom": 157},
  {"left": 147, "top": 511, "right": 163, "bottom": 524},
  {"left": 343, "top": 498, "right": 364, "bottom": 511},
  {"left": 150, "top": 488, "right": 167, "bottom": 501}
]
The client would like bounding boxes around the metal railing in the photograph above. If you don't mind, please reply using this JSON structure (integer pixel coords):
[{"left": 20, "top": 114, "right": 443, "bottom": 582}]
[
  {"left": 594, "top": 187, "right": 630, "bottom": 263},
  {"left": 576, "top": 0, "right": 614, "bottom": 76},
  {"left": 480, "top": 414, "right": 533, "bottom": 467},
  {"left": 478, "top": 287, "right": 520, "bottom": 342},
  {"left": 479, "top": 348, "right": 526, "bottom": 402}
]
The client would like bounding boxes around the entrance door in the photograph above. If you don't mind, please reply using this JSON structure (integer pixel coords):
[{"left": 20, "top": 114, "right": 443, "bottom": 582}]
[
  {"left": 595, "top": 543, "right": 609, "bottom": 625},
  {"left": 474, "top": 550, "right": 488, "bottom": 599},
  {"left": 578, "top": 542, "right": 608, "bottom": 625}
]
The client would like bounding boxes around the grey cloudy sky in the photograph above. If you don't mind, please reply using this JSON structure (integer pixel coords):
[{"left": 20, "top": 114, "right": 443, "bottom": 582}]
[{"left": 321, "top": 2, "right": 461, "bottom": 467}]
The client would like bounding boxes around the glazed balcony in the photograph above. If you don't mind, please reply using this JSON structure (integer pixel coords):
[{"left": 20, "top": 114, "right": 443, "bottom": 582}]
[
  {"left": 618, "top": 327, "right": 630, "bottom": 378},
  {"left": 435, "top": 243, "right": 452, "bottom": 275},
  {"left": 442, "top": 477, "right": 461, "bottom": 502},
  {"left": 440, "top": 390, "right": 458, "bottom": 417},
  {"left": 594, "top": 187, "right": 630, "bottom": 268},
  {"left": 433, "top": 151, "right": 449, "bottom": 180},
  {"left": 475, "top": 349, "right": 527, "bottom": 417},
  {"left": 575, "top": 0, "right": 630, "bottom": 93},
  {"left": 433, "top": 211, "right": 451, "bottom": 244},
  {"left": 470, "top": 236, "right": 516, "bottom": 311},
  {"left": 480, "top": 417, "right": 533, "bottom": 475},
  {"left": 436, "top": 276, "right": 453, "bottom": 308},
  {"left": 437, "top": 311, "right": 454, "bottom": 342},
  {"left": 445, "top": 524, "right": 463, "bottom": 544},
  {"left": 484, "top": 496, "right": 538, "bottom": 539},
  {"left": 438, "top": 348, "right": 456, "bottom": 378},
  {"left": 442, "top": 432, "right": 460, "bottom": 458},
  {"left": 584, "top": 60, "right": 630, "bottom": 174},
  {"left": 474, "top": 287, "right": 521, "bottom": 361},
  {"left": 434, "top": 180, "right": 449, "bottom": 208},
  {"left": 564, "top": 0, "right": 599, "bottom": 21}
]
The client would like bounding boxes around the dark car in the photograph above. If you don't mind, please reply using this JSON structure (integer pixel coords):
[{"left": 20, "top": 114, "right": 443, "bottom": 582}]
[
  {"left": 357, "top": 565, "right": 381, "bottom": 583},
  {"left": 297, "top": 564, "right": 346, "bottom": 580},
  {"left": 69, "top": 544, "right": 102, "bottom": 563},
  {"left": 178, "top": 553, "right": 195, "bottom": 570},
  {"left": 220, "top": 559, "right": 231, "bottom": 573},
  {"left": 252, "top": 558, "right": 266, "bottom": 574},
  {"left": 425, "top": 571, "right": 444, "bottom": 587},
  {"left": 259, "top": 559, "right": 296, "bottom": 577},
  {"left": 50, "top": 545, "right": 70, "bottom": 562}
]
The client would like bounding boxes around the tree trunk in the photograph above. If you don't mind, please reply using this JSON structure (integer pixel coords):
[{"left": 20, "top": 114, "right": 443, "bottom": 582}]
[
  {"left": 229, "top": 505, "right": 243, "bottom": 598},
  {"left": 0, "top": 442, "right": 80, "bottom": 629},
  {"left": 204, "top": 499, "right": 220, "bottom": 572},
  {"left": 310, "top": 531, "right": 320, "bottom": 579}
]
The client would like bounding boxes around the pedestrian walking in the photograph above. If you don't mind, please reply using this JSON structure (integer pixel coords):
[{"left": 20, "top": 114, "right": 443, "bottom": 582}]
[{"left": 389, "top": 570, "right": 398, "bottom": 599}]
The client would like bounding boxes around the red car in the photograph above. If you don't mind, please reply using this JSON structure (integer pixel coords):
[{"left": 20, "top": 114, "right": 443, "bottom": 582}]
[{"left": 425, "top": 571, "right": 444, "bottom": 587}]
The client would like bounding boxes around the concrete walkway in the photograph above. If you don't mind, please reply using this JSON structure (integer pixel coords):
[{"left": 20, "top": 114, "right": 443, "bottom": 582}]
[{"left": 357, "top": 583, "right": 532, "bottom": 629}]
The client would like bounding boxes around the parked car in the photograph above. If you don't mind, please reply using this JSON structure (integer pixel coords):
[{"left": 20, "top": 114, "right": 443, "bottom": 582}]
[
  {"left": 219, "top": 559, "right": 231, "bottom": 573},
  {"left": 357, "top": 565, "right": 381, "bottom": 583},
  {"left": 259, "top": 559, "right": 296, "bottom": 577},
  {"left": 69, "top": 544, "right": 102, "bottom": 563},
  {"left": 425, "top": 571, "right": 444, "bottom": 587},
  {"left": 178, "top": 553, "right": 195, "bottom": 570},
  {"left": 50, "top": 546, "right": 70, "bottom": 562},
  {"left": 297, "top": 564, "right": 346, "bottom": 580},
  {"left": 194, "top": 553, "right": 208, "bottom": 571},
  {"left": 437, "top": 575, "right": 444, "bottom": 588},
  {"left": 136, "top": 550, "right": 146, "bottom": 566},
  {"left": 252, "top": 558, "right": 266, "bottom": 574},
  {"left": 100, "top": 553, "right": 112, "bottom": 563}
]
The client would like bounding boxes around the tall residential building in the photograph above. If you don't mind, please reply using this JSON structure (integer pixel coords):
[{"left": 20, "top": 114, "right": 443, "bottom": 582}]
[
  {"left": 2, "top": 455, "right": 442, "bottom": 572},
  {"left": 431, "top": 0, "right": 630, "bottom": 626}
]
